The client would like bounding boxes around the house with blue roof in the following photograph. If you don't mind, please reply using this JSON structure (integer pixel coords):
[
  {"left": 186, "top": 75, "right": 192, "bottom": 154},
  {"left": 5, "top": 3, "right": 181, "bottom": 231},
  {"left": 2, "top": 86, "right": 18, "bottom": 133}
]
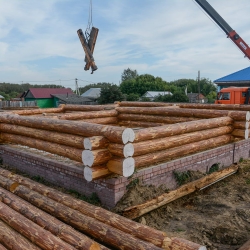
[{"left": 214, "top": 66, "right": 250, "bottom": 91}]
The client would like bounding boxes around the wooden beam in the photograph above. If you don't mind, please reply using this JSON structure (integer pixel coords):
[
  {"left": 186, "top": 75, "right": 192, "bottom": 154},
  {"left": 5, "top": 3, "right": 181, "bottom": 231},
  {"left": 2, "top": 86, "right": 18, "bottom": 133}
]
[
  {"left": 77, "top": 29, "right": 97, "bottom": 72},
  {"left": 178, "top": 103, "right": 250, "bottom": 111},
  {"left": 58, "top": 109, "right": 117, "bottom": 120},
  {"left": 123, "top": 165, "right": 238, "bottom": 219},
  {"left": 119, "top": 121, "right": 163, "bottom": 128},
  {"left": 118, "top": 113, "right": 198, "bottom": 124},
  {"left": 116, "top": 107, "right": 248, "bottom": 121},
  {"left": 84, "top": 136, "right": 109, "bottom": 150},
  {"left": 82, "top": 149, "right": 112, "bottom": 167},
  {"left": 119, "top": 101, "right": 172, "bottom": 107},
  {"left": 233, "top": 121, "right": 249, "bottom": 129},
  {"left": 84, "top": 27, "right": 99, "bottom": 71},
  {"left": 78, "top": 117, "right": 118, "bottom": 125},
  {"left": 108, "top": 143, "right": 134, "bottom": 158},
  {"left": 84, "top": 166, "right": 111, "bottom": 182},
  {"left": 1, "top": 133, "right": 83, "bottom": 162},
  {"left": 0, "top": 167, "right": 201, "bottom": 249},
  {"left": 134, "top": 135, "right": 234, "bottom": 169},
  {"left": 0, "top": 113, "right": 135, "bottom": 144},
  {"left": 107, "top": 157, "right": 135, "bottom": 177},
  {"left": 0, "top": 201, "right": 76, "bottom": 249},
  {"left": 11, "top": 184, "right": 164, "bottom": 250},
  {"left": 12, "top": 106, "right": 64, "bottom": 115},
  {"left": 132, "top": 126, "right": 233, "bottom": 157},
  {"left": 232, "top": 129, "right": 249, "bottom": 139},
  {"left": 134, "top": 116, "right": 233, "bottom": 142},
  {"left": 0, "top": 123, "right": 85, "bottom": 149},
  {"left": 0, "top": 187, "right": 103, "bottom": 250},
  {"left": 0, "top": 219, "right": 40, "bottom": 250},
  {"left": 64, "top": 104, "right": 117, "bottom": 112}
]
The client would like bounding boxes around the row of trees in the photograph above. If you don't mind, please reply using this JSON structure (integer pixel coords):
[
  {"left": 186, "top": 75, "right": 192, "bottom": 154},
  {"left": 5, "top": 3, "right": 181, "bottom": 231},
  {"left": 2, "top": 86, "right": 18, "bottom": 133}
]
[
  {"left": 0, "top": 68, "right": 217, "bottom": 104},
  {"left": 97, "top": 68, "right": 217, "bottom": 104}
]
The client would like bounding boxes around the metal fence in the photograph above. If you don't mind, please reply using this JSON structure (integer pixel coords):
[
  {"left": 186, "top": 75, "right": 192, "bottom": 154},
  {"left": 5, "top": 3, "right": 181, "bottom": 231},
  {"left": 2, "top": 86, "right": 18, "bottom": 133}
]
[{"left": 0, "top": 101, "right": 37, "bottom": 109}]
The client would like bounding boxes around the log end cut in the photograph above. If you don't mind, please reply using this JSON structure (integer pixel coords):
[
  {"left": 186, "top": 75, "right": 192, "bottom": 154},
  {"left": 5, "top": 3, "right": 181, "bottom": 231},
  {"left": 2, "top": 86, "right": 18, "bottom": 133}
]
[
  {"left": 123, "top": 143, "right": 134, "bottom": 158},
  {"left": 107, "top": 158, "right": 135, "bottom": 177},
  {"left": 122, "top": 128, "right": 135, "bottom": 144}
]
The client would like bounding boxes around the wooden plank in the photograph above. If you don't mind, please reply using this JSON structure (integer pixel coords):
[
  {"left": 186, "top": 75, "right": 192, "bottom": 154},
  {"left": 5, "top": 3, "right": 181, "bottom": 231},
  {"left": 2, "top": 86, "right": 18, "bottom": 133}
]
[{"left": 123, "top": 165, "right": 238, "bottom": 219}]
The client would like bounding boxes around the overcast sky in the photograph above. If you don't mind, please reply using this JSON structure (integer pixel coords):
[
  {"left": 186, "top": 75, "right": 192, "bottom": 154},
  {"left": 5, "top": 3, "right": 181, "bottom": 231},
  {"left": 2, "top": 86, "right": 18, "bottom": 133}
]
[{"left": 1, "top": 0, "right": 250, "bottom": 90}]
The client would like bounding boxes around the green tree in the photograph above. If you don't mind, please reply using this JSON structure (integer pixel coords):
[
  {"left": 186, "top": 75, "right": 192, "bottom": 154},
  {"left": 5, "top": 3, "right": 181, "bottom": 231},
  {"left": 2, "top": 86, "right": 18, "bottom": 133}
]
[
  {"left": 120, "top": 74, "right": 169, "bottom": 96},
  {"left": 154, "top": 94, "right": 172, "bottom": 102},
  {"left": 126, "top": 93, "right": 140, "bottom": 101},
  {"left": 171, "top": 92, "right": 189, "bottom": 102},
  {"left": 98, "top": 84, "right": 125, "bottom": 104},
  {"left": 140, "top": 97, "right": 151, "bottom": 102},
  {"left": 121, "top": 68, "right": 138, "bottom": 82},
  {"left": 206, "top": 91, "right": 217, "bottom": 103}
]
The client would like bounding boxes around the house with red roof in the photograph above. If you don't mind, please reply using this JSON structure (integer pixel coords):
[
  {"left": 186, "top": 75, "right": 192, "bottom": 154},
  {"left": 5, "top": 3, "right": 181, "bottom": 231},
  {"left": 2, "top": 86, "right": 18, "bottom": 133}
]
[{"left": 22, "top": 88, "right": 74, "bottom": 108}]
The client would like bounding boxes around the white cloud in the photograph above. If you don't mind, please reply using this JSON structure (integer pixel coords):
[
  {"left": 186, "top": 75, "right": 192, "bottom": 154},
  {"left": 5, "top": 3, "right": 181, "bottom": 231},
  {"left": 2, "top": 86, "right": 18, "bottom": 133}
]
[{"left": 1, "top": 0, "right": 250, "bottom": 88}]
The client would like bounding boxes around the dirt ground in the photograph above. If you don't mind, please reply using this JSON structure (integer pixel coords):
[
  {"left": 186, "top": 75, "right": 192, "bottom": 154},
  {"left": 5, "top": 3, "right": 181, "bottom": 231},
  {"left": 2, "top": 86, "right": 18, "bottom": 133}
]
[{"left": 114, "top": 160, "right": 250, "bottom": 250}]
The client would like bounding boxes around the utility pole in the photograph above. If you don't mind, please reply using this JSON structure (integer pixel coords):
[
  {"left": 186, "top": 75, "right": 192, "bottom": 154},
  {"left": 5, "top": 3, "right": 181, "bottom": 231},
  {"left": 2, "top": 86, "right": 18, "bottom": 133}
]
[
  {"left": 198, "top": 70, "right": 200, "bottom": 103},
  {"left": 75, "top": 78, "right": 80, "bottom": 95}
]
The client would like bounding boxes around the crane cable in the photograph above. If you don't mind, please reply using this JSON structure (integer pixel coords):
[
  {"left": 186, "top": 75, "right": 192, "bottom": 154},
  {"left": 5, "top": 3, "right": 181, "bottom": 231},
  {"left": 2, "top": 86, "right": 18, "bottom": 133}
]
[{"left": 85, "top": 0, "right": 93, "bottom": 42}]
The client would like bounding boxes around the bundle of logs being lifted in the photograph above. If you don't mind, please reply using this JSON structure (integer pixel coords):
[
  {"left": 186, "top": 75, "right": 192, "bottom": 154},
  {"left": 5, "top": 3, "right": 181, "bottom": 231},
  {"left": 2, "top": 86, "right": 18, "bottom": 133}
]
[{"left": 0, "top": 102, "right": 250, "bottom": 182}]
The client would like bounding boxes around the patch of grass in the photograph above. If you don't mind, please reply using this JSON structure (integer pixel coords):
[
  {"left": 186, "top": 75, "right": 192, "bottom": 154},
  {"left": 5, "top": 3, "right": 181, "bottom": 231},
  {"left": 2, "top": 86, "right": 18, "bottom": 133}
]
[
  {"left": 68, "top": 190, "right": 101, "bottom": 206},
  {"left": 208, "top": 163, "right": 220, "bottom": 174},
  {"left": 126, "top": 178, "right": 139, "bottom": 190},
  {"left": 173, "top": 170, "right": 191, "bottom": 186},
  {"left": 246, "top": 179, "right": 250, "bottom": 185},
  {"left": 239, "top": 157, "right": 244, "bottom": 163},
  {"left": 31, "top": 175, "right": 46, "bottom": 184}
]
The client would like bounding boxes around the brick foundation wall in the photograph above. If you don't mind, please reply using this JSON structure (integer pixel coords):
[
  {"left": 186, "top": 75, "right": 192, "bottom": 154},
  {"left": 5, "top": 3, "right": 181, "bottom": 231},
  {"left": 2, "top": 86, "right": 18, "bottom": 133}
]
[{"left": 0, "top": 139, "right": 249, "bottom": 208}]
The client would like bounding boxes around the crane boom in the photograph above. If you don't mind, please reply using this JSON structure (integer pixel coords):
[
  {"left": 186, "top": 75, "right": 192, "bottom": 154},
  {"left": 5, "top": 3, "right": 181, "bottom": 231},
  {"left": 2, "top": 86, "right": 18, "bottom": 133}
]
[{"left": 195, "top": 0, "right": 250, "bottom": 60}]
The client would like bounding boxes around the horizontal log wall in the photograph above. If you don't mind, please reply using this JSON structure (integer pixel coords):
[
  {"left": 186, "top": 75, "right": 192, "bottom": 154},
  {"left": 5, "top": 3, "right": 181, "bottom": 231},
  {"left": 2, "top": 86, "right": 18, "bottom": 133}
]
[
  {"left": 0, "top": 103, "right": 249, "bottom": 181},
  {"left": 1, "top": 138, "right": 249, "bottom": 209}
]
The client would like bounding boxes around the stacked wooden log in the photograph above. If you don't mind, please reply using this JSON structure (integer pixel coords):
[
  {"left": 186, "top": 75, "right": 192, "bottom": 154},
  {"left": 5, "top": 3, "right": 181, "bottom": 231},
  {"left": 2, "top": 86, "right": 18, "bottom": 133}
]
[
  {"left": 0, "top": 167, "right": 207, "bottom": 250},
  {"left": 0, "top": 113, "right": 136, "bottom": 180},
  {"left": 116, "top": 105, "right": 250, "bottom": 139},
  {"left": 0, "top": 102, "right": 249, "bottom": 181},
  {"left": 58, "top": 109, "right": 118, "bottom": 125}
]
